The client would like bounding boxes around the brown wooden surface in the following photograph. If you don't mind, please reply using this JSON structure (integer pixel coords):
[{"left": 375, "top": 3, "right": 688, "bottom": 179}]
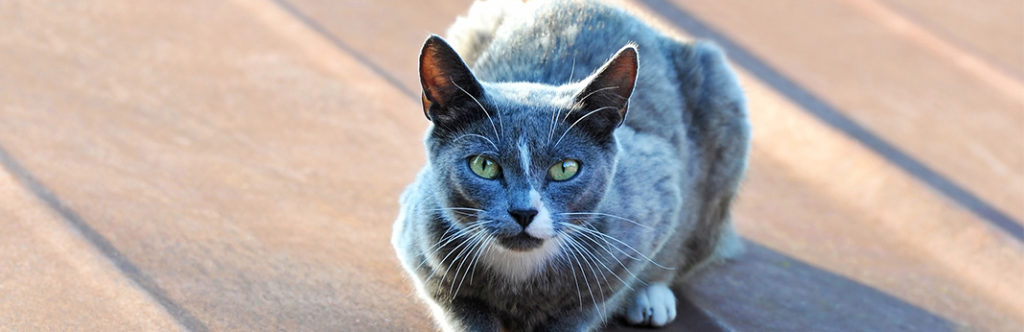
[{"left": 0, "top": 0, "right": 1021, "bottom": 331}]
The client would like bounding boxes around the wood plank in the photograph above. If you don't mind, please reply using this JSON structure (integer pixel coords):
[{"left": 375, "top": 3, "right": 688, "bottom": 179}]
[
  {"left": 661, "top": 0, "right": 1024, "bottom": 226},
  {"left": 881, "top": 0, "right": 1024, "bottom": 76},
  {"left": 0, "top": 0, "right": 433, "bottom": 330},
  {"left": 0, "top": 164, "right": 182, "bottom": 331}
]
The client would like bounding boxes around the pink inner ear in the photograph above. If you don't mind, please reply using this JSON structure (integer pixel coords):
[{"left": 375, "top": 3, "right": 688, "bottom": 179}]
[
  {"left": 420, "top": 51, "right": 450, "bottom": 97},
  {"left": 601, "top": 47, "right": 638, "bottom": 93},
  {"left": 418, "top": 36, "right": 480, "bottom": 109},
  {"left": 610, "top": 47, "right": 638, "bottom": 71},
  {"left": 577, "top": 46, "right": 638, "bottom": 109}
]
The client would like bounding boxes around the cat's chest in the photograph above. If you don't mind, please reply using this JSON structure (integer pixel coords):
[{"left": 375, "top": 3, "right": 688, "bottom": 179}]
[{"left": 482, "top": 275, "right": 603, "bottom": 318}]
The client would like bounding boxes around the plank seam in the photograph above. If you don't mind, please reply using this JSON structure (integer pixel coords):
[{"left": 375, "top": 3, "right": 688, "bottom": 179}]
[{"left": 0, "top": 144, "right": 210, "bottom": 332}]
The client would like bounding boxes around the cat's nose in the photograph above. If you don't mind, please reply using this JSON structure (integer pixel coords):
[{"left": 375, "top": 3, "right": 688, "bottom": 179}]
[{"left": 508, "top": 208, "right": 538, "bottom": 228}]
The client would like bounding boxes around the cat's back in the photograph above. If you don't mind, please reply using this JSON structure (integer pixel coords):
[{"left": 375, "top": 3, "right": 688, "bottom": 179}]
[
  {"left": 445, "top": 0, "right": 735, "bottom": 147},
  {"left": 452, "top": 0, "right": 668, "bottom": 84}
]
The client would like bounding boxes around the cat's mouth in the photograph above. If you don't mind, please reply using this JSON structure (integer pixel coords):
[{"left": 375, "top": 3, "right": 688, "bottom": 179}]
[{"left": 496, "top": 232, "right": 545, "bottom": 251}]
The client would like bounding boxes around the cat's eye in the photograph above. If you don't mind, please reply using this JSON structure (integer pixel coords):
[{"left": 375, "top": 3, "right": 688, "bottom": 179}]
[
  {"left": 469, "top": 155, "right": 501, "bottom": 179},
  {"left": 548, "top": 159, "right": 580, "bottom": 181}
]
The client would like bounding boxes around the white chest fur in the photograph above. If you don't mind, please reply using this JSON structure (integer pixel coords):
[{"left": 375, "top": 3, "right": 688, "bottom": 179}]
[{"left": 479, "top": 236, "right": 562, "bottom": 281}]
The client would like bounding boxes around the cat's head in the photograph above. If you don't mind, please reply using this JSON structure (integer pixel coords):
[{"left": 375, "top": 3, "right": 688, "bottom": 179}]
[{"left": 418, "top": 35, "right": 637, "bottom": 254}]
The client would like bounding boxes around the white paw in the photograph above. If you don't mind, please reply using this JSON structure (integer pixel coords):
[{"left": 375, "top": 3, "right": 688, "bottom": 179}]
[{"left": 624, "top": 283, "right": 677, "bottom": 327}]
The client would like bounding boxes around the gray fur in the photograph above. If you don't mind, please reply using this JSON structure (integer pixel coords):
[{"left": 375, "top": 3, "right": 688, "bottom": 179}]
[{"left": 392, "top": 0, "right": 750, "bottom": 330}]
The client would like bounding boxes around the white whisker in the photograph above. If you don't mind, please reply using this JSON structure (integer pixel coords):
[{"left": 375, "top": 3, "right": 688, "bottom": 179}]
[
  {"left": 564, "top": 233, "right": 599, "bottom": 321},
  {"left": 568, "top": 86, "right": 620, "bottom": 120},
  {"left": 549, "top": 106, "right": 560, "bottom": 144},
  {"left": 428, "top": 227, "right": 476, "bottom": 280},
  {"left": 452, "top": 80, "right": 502, "bottom": 144},
  {"left": 450, "top": 231, "right": 489, "bottom": 299},
  {"left": 431, "top": 223, "right": 491, "bottom": 281},
  {"left": 450, "top": 133, "right": 499, "bottom": 151},
  {"left": 568, "top": 55, "right": 578, "bottom": 83},
  {"left": 554, "top": 106, "right": 619, "bottom": 147},
  {"left": 415, "top": 222, "right": 482, "bottom": 272},
  {"left": 569, "top": 223, "right": 641, "bottom": 261},
  {"left": 467, "top": 236, "right": 494, "bottom": 283},
  {"left": 444, "top": 230, "right": 488, "bottom": 297},
  {"left": 565, "top": 234, "right": 609, "bottom": 322},
  {"left": 558, "top": 239, "right": 585, "bottom": 311},
  {"left": 564, "top": 223, "right": 675, "bottom": 271},
  {"left": 558, "top": 212, "right": 652, "bottom": 230},
  {"left": 569, "top": 227, "right": 644, "bottom": 289}
]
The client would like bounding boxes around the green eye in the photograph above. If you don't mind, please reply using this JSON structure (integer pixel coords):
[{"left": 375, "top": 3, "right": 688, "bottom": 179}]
[
  {"left": 469, "top": 155, "right": 501, "bottom": 179},
  {"left": 548, "top": 159, "right": 580, "bottom": 181}
]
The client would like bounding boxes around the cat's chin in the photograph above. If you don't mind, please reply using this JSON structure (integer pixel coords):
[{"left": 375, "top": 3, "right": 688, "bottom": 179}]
[{"left": 497, "top": 232, "right": 545, "bottom": 251}]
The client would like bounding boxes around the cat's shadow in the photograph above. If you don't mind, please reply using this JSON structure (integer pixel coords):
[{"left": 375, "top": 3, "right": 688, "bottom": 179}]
[{"left": 602, "top": 240, "right": 955, "bottom": 332}]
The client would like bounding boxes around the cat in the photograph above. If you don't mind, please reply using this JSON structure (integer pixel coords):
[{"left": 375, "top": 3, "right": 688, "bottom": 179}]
[{"left": 392, "top": 0, "right": 750, "bottom": 330}]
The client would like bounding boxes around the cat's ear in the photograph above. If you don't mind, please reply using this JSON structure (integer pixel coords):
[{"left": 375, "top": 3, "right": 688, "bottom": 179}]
[
  {"left": 570, "top": 45, "right": 638, "bottom": 137},
  {"left": 419, "top": 35, "right": 484, "bottom": 124}
]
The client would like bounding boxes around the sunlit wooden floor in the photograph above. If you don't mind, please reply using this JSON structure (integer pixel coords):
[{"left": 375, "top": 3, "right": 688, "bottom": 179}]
[{"left": 1, "top": 0, "right": 1021, "bottom": 330}]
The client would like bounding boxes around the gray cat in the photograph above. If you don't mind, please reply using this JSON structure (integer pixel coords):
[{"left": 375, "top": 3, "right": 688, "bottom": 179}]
[{"left": 392, "top": 0, "right": 749, "bottom": 330}]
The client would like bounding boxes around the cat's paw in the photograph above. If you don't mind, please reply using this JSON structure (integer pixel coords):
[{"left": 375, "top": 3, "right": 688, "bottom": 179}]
[{"left": 623, "top": 283, "right": 677, "bottom": 327}]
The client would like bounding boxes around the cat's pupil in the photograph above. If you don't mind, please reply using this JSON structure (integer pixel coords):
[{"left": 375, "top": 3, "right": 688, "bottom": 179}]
[
  {"left": 469, "top": 155, "right": 501, "bottom": 179},
  {"left": 549, "top": 159, "right": 580, "bottom": 181}
]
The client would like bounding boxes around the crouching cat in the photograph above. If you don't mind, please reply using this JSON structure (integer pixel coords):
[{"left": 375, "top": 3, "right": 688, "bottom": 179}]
[{"left": 392, "top": 0, "right": 750, "bottom": 330}]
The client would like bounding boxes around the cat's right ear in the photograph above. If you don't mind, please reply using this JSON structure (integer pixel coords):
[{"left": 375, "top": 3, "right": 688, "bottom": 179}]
[
  {"left": 419, "top": 35, "right": 484, "bottom": 124},
  {"left": 570, "top": 45, "right": 638, "bottom": 139}
]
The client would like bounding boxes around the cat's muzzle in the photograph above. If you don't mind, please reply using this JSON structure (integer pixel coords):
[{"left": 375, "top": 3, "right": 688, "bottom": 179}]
[{"left": 497, "top": 231, "right": 545, "bottom": 251}]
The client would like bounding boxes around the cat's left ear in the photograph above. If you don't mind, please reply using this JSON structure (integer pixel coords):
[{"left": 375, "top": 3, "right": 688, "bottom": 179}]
[
  {"left": 571, "top": 45, "right": 638, "bottom": 138},
  {"left": 419, "top": 35, "right": 484, "bottom": 124}
]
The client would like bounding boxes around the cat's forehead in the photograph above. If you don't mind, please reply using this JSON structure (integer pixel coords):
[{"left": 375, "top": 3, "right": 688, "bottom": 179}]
[
  {"left": 476, "top": 82, "right": 580, "bottom": 143},
  {"left": 481, "top": 81, "right": 578, "bottom": 110}
]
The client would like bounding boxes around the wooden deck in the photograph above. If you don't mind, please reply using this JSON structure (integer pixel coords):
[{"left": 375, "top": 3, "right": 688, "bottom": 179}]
[{"left": 1, "top": 0, "right": 1021, "bottom": 330}]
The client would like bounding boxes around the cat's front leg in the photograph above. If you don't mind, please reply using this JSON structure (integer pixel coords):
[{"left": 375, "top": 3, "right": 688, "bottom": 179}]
[{"left": 436, "top": 297, "right": 501, "bottom": 332}]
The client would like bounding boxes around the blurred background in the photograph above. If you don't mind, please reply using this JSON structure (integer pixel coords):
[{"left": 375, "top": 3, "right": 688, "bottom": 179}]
[{"left": 0, "top": 0, "right": 1020, "bottom": 331}]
